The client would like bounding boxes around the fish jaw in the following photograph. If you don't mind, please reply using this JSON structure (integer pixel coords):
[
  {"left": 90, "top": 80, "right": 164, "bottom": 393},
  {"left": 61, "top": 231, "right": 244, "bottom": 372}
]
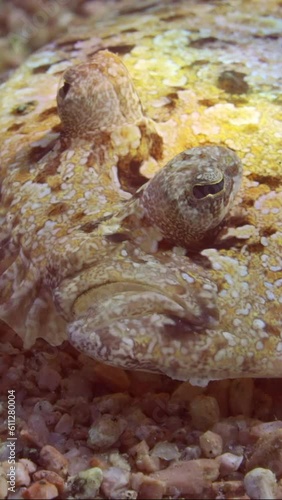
[
  {"left": 52, "top": 243, "right": 219, "bottom": 377},
  {"left": 57, "top": 239, "right": 282, "bottom": 382}
]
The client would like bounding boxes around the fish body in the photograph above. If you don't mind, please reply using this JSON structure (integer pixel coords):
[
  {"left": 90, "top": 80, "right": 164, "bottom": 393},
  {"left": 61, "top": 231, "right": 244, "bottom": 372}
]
[{"left": 0, "top": 1, "right": 282, "bottom": 381}]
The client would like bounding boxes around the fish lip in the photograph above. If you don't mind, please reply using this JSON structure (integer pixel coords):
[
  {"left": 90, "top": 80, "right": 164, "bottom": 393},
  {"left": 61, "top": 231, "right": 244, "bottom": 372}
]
[
  {"left": 73, "top": 280, "right": 187, "bottom": 316},
  {"left": 72, "top": 280, "right": 218, "bottom": 328}
]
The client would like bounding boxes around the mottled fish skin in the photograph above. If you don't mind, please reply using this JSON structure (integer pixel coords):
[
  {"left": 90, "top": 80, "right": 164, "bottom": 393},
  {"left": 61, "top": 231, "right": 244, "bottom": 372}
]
[
  {"left": 0, "top": 2, "right": 282, "bottom": 381},
  {"left": 0, "top": 50, "right": 225, "bottom": 364}
]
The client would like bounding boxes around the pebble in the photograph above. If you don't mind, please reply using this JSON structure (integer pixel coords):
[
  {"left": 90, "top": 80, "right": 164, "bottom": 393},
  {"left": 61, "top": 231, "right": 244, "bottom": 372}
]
[
  {"left": 40, "top": 445, "right": 69, "bottom": 477},
  {"left": 244, "top": 468, "right": 277, "bottom": 499},
  {"left": 150, "top": 441, "right": 180, "bottom": 461},
  {"left": 64, "top": 447, "right": 93, "bottom": 476},
  {"left": 136, "top": 474, "right": 166, "bottom": 499},
  {"left": 62, "top": 372, "right": 93, "bottom": 400},
  {"left": 229, "top": 378, "right": 254, "bottom": 416},
  {"left": 71, "top": 400, "right": 91, "bottom": 424},
  {"left": 193, "top": 458, "right": 220, "bottom": 482},
  {"left": 54, "top": 413, "right": 74, "bottom": 435},
  {"left": 211, "top": 479, "right": 245, "bottom": 498},
  {"left": 199, "top": 430, "right": 223, "bottom": 458},
  {"left": 0, "top": 475, "right": 8, "bottom": 500},
  {"left": 250, "top": 420, "right": 282, "bottom": 439},
  {"left": 207, "top": 380, "right": 230, "bottom": 416},
  {"left": 15, "top": 462, "right": 31, "bottom": 487},
  {"left": 150, "top": 460, "right": 204, "bottom": 496},
  {"left": 246, "top": 429, "right": 282, "bottom": 477},
  {"left": 109, "top": 451, "right": 131, "bottom": 472},
  {"left": 38, "top": 365, "right": 61, "bottom": 391},
  {"left": 217, "top": 452, "right": 244, "bottom": 476},
  {"left": 130, "top": 440, "right": 160, "bottom": 473},
  {"left": 171, "top": 382, "right": 205, "bottom": 404},
  {"left": 212, "top": 420, "right": 239, "bottom": 446},
  {"left": 253, "top": 388, "right": 273, "bottom": 421},
  {"left": 128, "top": 372, "right": 164, "bottom": 396},
  {"left": 93, "top": 393, "right": 131, "bottom": 415},
  {"left": 22, "top": 479, "right": 59, "bottom": 499},
  {"left": 33, "top": 470, "right": 65, "bottom": 495},
  {"left": 67, "top": 467, "right": 103, "bottom": 499},
  {"left": 87, "top": 414, "right": 127, "bottom": 450},
  {"left": 101, "top": 466, "right": 130, "bottom": 498},
  {"left": 180, "top": 445, "right": 201, "bottom": 460},
  {"left": 92, "top": 362, "right": 130, "bottom": 392},
  {"left": 135, "top": 423, "right": 168, "bottom": 448},
  {"left": 21, "top": 414, "right": 49, "bottom": 447},
  {"left": 19, "top": 459, "right": 37, "bottom": 475},
  {"left": 150, "top": 459, "right": 219, "bottom": 496},
  {"left": 190, "top": 396, "right": 220, "bottom": 431}
]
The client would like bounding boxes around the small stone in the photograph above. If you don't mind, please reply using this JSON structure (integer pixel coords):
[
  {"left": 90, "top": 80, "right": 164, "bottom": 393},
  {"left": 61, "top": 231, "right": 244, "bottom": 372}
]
[
  {"left": 150, "top": 459, "right": 219, "bottom": 496},
  {"left": 130, "top": 440, "right": 160, "bottom": 473},
  {"left": 150, "top": 460, "right": 204, "bottom": 496},
  {"left": 67, "top": 467, "right": 103, "bottom": 499},
  {"left": 180, "top": 445, "right": 201, "bottom": 461},
  {"left": 109, "top": 451, "right": 131, "bottom": 471},
  {"left": 217, "top": 452, "right": 243, "bottom": 476},
  {"left": 21, "top": 414, "right": 49, "bottom": 447},
  {"left": 38, "top": 365, "right": 61, "bottom": 391},
  {"left": 250, "top": 420, "right": 282, "bottom": 440},
  {"left": 253, "top": 388, "right": 273, "bottom": 421},
  {"left": 93, "top": 362, "right": 130, "bottom": 392},
  {"left": 87, "top": 414, "right": 127, "bottom": 450},
  {"left": 22, "top": 479, "right": 58, "bottom": 499},
  {"left": 207, "top": 380, "right": 230, "bottom": 416},
  {"left": 246, "top": 429, "right": 282, "bottom": 477},
  {"left": 15, "top": 462, "right": 31, "bottom": 487},
  {"left": 211, "top": 480, "right": 245, "bottom": 498},
  {"left": 54, "top": 413, "right": 74, "bottom": 434},
  {"left": 193, "top": 459, "right": 220, "bottom": 482},
  {"left": 171, "top": 381, "right": 205, "bottom": 404},
  {"left": 129, "top": 372, "right": 164, "bottom": 396},
  {"left": 19, "top": 459, "right": 37, "bottom": 475},
  {"left": 71, "top": 400, "right": 91, "bottom": 425},
  {"left": 229, "top": 378, "right": 254, "bottom": 416},
  {"left": 40, "top": 445, "right": 68, "bottom": 477},
  {"left": 190, "top": 396, "right": 220, "bottom": 431},
  {"left": 101, "top": 466, "right": 130, "bottom": 499},
  {"left": 212, "top": 421, "right": 239, "bottom": 447},
  {"left": 138, "top": 475, "right": 166, "bottom": 499},
  {"left": 244, "top": 468, "right": 277, "bottom": 499},
  {"left": 62, "top": 372, "right": 93, "bottom": 400},
  {"left": 93, "top": 393, "right": 131, "bottom": 415},
  {"left": 0, "top": 475, "right": 8, "bottom": 500},
  {"left": 135, "top": 423, "right": 168, "bottom": 449},
  {"left": 89, "top": 456, "right": 108, "bottom": 470},
  {"left": 33, "top": 470, "right": 65, "bottom": 495},
  {"left": 199, "top": 430, "right": 223, "bottom": 458},
  {"left": 150, "top": 441, "right": 180, "bottom": 461}
]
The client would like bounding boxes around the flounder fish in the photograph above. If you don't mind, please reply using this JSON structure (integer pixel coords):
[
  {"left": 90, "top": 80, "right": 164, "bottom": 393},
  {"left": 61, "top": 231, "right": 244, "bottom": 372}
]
[{"left": 0, "top": 4, "right": 281, "bottom": 382}]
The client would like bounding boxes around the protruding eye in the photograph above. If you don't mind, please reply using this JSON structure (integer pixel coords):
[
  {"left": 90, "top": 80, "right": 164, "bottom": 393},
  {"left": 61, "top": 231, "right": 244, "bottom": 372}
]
[
  {"left": 193, "top": 178, "right": 224, "bottom": 199},
  {"left": 58, "top": 82, "right": 71, "bottom": 100}
]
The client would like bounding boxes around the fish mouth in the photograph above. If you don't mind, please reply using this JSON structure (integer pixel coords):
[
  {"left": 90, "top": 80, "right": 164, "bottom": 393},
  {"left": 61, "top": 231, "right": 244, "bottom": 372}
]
[
  {"left": 72, "top": 280, "right": 218, "bottom": 328},
  {"left": 67, "top": 278, "right": 219, "bottom": 379},
  {"left": 67, "top": 276, "right": 219, "bottom": 378}
]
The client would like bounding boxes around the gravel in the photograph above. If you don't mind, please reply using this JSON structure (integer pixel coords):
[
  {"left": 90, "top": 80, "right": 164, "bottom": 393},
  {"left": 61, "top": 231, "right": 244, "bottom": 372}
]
[{"left": 1, "top": 323, "right": 282, "bottom": 499}]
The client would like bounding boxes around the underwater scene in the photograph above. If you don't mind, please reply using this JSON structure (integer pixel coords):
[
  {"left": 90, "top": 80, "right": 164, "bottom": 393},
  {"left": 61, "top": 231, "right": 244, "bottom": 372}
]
[{"left": 0, "top": 0, "right": 282, "bottom": 498}]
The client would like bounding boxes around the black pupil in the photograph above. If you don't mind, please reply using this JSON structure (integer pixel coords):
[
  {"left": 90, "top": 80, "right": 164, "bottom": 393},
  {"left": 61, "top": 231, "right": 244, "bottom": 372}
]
[{"left": 193, "top": 178, "right": 224, "bottom": 199}]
